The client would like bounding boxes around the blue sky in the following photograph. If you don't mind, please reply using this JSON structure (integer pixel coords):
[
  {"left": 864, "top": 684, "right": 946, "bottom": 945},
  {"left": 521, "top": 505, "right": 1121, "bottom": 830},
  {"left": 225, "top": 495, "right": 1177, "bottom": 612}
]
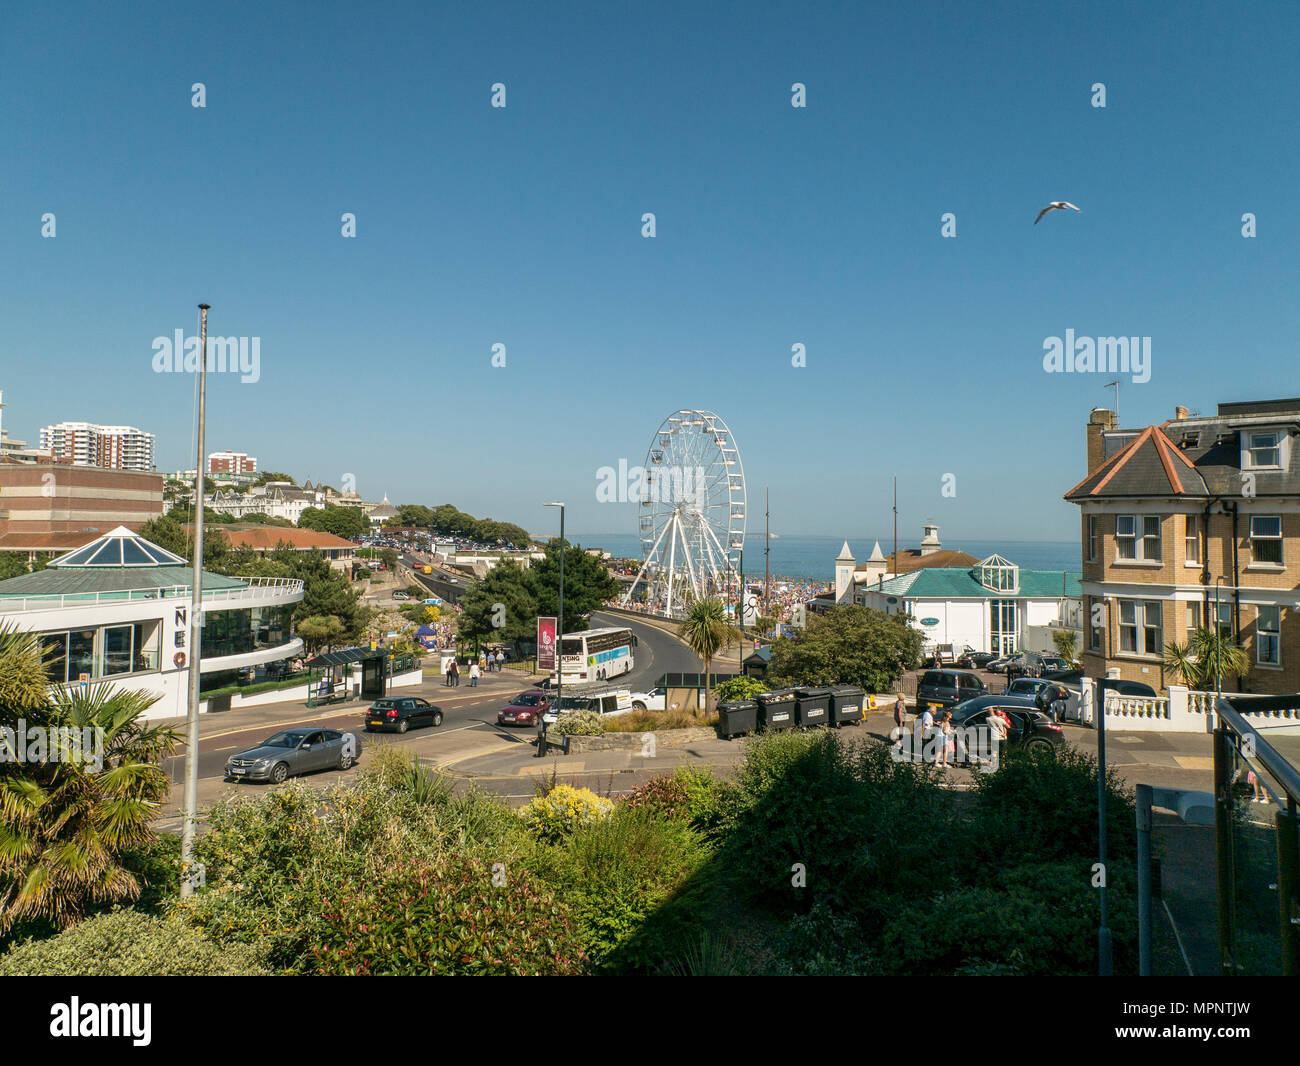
[{"left": 2, "top": 0, "right": 1298, "bottom": 543}]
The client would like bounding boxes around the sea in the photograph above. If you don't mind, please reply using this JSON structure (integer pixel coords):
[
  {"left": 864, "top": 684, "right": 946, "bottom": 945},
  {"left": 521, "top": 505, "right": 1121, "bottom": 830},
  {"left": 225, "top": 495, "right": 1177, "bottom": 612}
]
[{"left": 570, "top": 533, "right": 1080, "bottom": 583}]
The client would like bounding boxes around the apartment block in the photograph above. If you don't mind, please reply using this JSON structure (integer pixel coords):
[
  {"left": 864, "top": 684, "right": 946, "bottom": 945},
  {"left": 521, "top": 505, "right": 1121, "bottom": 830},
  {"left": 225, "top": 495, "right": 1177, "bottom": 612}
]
[
  {"left": 207, "top": 450, "right": 258, "bottom": 476},
  {"left": 39, "top": 421, "right": 155, "bottom": 471},
  {"left": 1065, "top": 399, "right": 1300, "bottom": 695}
]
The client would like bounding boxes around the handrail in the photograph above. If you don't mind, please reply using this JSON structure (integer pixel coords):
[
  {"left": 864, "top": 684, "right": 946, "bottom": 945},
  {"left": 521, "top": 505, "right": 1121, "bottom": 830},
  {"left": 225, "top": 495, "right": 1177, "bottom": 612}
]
[
  {"left": 0, "top": 577, "right": 304, "bottom": 612},
  {"left": 1215, "top": 696, "right": 1300, "bottom": 803}
]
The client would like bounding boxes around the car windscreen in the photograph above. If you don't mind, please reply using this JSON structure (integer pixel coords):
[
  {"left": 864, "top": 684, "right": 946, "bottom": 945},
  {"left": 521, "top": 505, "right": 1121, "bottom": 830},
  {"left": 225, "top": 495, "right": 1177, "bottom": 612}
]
[
  {"left": 514, "top": 694, "right": 541, "bottom": 706},
  {"left": 262, "top": 732, "right": 306, "bottom": 748}
]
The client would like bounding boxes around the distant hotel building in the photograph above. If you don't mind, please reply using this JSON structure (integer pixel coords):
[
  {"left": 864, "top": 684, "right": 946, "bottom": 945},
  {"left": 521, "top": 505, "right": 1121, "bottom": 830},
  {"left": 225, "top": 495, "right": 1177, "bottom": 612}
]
[
  {"left": 208, "top": 450, "right": 257, "bottom": 476},
  {"left": 39, "top": 421, "right": 155, "bottom": 472},
  {"left": 1066, "top": 398, "right": 1300, "bottom": 695}
]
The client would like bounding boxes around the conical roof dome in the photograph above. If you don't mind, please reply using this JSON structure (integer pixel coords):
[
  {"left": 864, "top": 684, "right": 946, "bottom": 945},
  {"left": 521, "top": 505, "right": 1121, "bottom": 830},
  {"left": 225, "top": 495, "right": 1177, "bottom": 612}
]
[{"left": 48, "top": 526, "right": 188, "bottom": 569}]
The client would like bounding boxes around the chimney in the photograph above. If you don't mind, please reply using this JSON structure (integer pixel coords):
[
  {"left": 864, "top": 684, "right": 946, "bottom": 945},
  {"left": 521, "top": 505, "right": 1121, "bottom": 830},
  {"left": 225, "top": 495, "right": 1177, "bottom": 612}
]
[
  {"left": 920, "top": 522, "right": 941, "bottom": 556},
  {"left": 1174, "top": 405, "right": 1189, "bottom": 420},
  {"left": 1086, "top": 407, "right": 1117, "bottom": 474}
]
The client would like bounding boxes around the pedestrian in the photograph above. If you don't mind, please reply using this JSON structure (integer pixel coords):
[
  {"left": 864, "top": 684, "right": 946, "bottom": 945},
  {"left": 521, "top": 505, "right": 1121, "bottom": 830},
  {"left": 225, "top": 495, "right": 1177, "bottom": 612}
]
[
  {"left": 892, "top": 693, "right": 908, "bottom": 754},
  {"left": 987, "top": 706, "right": 1010, "bottom": 766},
  {"left": 450, "top": 658, "right": 460, "bottom": 687},
  {"left": 469, "top": 661, "right": 480, "bottom": 687},
  {"left": 1048, "top": 684, "right": 1067, "bottom": 725},
  {"left": 916, "top": 704, "right": 935, "bottom": 763},
  {"left": 936, "top": 710, "right": 954, "bottom": 768},
  {"left": 487, "top": 651, "right": 495, "bottom": 672},
  {"left": 443, "top": 657, "right": 453, "bottom": 687}
]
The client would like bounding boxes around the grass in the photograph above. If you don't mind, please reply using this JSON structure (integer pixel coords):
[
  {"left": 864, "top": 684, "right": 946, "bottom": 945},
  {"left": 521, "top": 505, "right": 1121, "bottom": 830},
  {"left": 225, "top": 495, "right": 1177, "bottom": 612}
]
[{"left": 604, "top": 706, "right": 719, "bottom": 733}]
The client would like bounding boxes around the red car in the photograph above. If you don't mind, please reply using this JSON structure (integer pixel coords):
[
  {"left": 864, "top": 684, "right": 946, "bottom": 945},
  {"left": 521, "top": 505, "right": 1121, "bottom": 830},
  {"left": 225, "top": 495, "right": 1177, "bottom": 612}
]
[{"left": 498, "top": 690, "right": 551, "bottom": 727}]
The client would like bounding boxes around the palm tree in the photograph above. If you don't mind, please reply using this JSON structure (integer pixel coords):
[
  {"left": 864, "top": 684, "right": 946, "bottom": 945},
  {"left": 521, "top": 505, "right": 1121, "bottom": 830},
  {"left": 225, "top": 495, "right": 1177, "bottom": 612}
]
[
  {"left": 677, "top": 597, "right": 742, "bottom": 714},
  {"left": 0, "top": 631, "right": 177, "bottom": 934},
  {"left": 0, "top": 623, "right": 49, "bottom": 714},
  {"left": 1163, "top": 626, "right": 1249, "bottom": 691}
]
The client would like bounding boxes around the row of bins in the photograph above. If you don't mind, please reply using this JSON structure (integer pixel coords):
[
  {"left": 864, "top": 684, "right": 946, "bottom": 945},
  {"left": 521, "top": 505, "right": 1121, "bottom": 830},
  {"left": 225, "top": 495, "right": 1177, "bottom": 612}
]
[{"left": 716, "top": 684, "right": 866, "bottom": 739}]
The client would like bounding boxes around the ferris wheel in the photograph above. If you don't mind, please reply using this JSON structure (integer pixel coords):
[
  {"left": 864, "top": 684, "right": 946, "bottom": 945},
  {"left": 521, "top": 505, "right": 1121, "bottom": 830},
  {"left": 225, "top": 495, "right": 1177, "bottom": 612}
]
[{"left": 622, "top": 410, "right": 746, "bottom": 617}]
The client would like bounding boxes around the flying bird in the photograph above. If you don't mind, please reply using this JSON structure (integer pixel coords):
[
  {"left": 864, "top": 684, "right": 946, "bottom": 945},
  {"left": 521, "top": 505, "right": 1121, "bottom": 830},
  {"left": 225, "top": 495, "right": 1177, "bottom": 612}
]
[{"left": 1034, "top": 201, "right": 1081, "bottom": 226}]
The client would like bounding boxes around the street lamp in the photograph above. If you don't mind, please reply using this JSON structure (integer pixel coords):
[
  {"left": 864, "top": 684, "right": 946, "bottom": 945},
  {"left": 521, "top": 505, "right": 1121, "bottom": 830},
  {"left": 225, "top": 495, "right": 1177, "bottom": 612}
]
[
  {"left": 544, "top": 503, "right": 565, "bottom": 715},
  {"left": 1214, "top": 577, "right": 1226, "bottom": 701}
]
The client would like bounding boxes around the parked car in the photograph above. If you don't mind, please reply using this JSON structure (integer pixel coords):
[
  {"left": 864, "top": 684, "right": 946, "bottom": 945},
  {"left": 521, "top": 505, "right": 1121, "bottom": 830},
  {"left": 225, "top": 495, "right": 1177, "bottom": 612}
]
[
  {"left": 1037, "top": 655, "right": 1071, "bottom": 674},
  {"left": 957, "top": 649, "right": 1001, "bottom": 670},
  {"left": 630, "top": 686, "right": 668, "bottom": 711},
  {"left": 947, "top": 695, "right": 1065, "bottom": 761},
  {"left": 543, "top": 689, "right": 634, "bottom": 724},
  {"left": 916, "top": 669, "right": 988, "bottom": 711},
  {"left": 225, "top": 728, "right": 361, "bottom": 784},
  {"left": 365, "top": 696, "right": 443, "bottom": 733},
  {"left": 498, "top": 690, "right": 552, "bottom": 727},
  {"left": 1004, "top": 677, "right": 1079, "bottom": 717}
]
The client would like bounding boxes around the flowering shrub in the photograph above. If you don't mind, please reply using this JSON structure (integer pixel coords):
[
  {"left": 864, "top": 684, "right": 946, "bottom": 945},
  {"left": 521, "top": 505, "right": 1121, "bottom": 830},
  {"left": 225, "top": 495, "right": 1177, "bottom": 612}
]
[
  {"left": 624, "top": 776, "right": 690, "bottom": 819},
  {"left": 551, "top": 709, "right": 604, "bottom": 737},
  {"left": 520, "top": 785, "right": 612, "bottom": 842}
]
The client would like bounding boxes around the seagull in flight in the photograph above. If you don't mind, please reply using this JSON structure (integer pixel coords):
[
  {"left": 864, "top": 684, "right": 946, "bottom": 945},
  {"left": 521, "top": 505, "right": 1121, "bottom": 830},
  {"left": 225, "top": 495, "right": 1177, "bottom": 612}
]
[{"left": 1034, "top": 201, "right": 1081, "bottom": 226}]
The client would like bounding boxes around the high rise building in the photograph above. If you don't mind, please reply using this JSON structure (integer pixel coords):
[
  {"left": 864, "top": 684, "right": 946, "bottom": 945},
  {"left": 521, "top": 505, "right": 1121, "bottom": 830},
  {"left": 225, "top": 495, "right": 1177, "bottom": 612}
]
[
  {"left": 39, "top": 422, "right": 155, "bottom": 471},
  {"left": 207, "top": 450, "right": 258, "bottom": 476}
]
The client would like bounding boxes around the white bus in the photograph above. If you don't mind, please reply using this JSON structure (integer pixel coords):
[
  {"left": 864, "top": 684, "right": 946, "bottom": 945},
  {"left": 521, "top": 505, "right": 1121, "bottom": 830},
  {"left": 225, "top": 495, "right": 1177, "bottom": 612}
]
[{"left": 555, "top": 626, "right": 637, "bottom": 686}]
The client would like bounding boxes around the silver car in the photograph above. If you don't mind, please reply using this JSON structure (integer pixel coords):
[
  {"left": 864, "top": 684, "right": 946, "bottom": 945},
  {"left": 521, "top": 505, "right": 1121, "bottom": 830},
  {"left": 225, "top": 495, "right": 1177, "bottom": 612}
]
[{"left": 224, "top": 728, "right": 361, "bottom": 784}]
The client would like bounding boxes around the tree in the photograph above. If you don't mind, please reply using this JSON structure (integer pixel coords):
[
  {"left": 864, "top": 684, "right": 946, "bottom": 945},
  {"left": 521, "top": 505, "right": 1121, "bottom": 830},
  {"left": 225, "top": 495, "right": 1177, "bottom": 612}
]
[
  {"left": 299, "top": 505, "right": 367, "bottom": 540},
  {"left": 531, "top": 540, "right": 621, "bottom": 634},
  {"left": 296, "top": 615, "right": 345, "bottom": 655},
  {"left": 379, "top": 548, "right": 399, "bottom": 571},
  {"left": 0, "top": 553, "right": 50, "bottom": 582},
  {"left": 457, "top": 559, "right": 540, "bottom": 647},
  {"left": 677, "top": 597, "right": 742, "bottom": 713},
  {"left": 1051, "top": 629, "right": 1080, "bottom": 663},
  {"left": 254, "top": 471, "right": 296, "bottom": 486},
  {"left": 0, "top": 640, "right": 178, "bottom": 934},
  {"left": 1163, "top": 627, "right": 1250, "bottom": 691},
  {"left": 767, "top": 605, "right": 922, "bottom": 693},
  {"left": 0, "top": 623, "right": 49, "bottom": 712}
]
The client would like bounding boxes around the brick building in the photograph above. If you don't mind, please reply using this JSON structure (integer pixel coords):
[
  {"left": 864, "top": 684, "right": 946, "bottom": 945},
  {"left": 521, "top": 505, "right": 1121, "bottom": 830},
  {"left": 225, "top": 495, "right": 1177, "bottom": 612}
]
[{"left": 1065, "top": 399, "right": 1300, "bottom": 695}]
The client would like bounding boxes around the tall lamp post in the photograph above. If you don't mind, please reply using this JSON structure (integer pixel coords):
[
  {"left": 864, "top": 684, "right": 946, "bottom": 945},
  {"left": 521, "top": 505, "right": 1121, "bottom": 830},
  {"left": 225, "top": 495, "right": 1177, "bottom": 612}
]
[
  {"left": 1214, "top": 577, "right": 1226, "bottom": 701},
  {"left": 544, "top": 503, "right": 565, "bottom": 714}
]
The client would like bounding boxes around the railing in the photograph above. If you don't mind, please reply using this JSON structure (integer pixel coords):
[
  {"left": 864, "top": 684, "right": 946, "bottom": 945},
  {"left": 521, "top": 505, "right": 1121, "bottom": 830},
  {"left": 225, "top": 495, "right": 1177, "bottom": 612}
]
[
  {"left": 1212, "top": 695, "right": 1300, "bottom": 976},
  {"left": 1082, "top": 680, "right": 1300, "bottom": 733},
  {"left": 0, "top": 576, "right": 303, "bottom": 612}
]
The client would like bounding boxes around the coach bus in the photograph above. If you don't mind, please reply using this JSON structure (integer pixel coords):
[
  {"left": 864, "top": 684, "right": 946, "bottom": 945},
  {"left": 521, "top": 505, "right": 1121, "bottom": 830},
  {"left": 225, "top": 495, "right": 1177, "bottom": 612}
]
[{"left": 555, "top": 626, "right": 637, "bottom": 686}]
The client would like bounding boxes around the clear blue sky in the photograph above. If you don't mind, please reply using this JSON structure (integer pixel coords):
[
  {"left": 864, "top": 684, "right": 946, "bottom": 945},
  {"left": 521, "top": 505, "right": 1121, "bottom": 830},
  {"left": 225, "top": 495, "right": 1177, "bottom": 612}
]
[{"left": 3, "top": 1, "right": 1297, "bottom": 541}]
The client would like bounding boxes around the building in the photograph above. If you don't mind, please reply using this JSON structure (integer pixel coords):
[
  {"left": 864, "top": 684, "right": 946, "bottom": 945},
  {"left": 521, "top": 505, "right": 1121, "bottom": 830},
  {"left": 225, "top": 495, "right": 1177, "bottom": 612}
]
[
  {"left": 39, "top": 421, "right": 155, "bottom": 471},
  {"left": 825, "top": 525, "right": 1081, "bottom": 656},
  {"left": 206, "top": 481, "right": 324, "bottom": 524},
  {"left": 188, "top": 525, "right": 358, "bottom": 572},
  {"left": 1065, "top": 398, "right": 1300, "bottom": 695},
  {"left": 0, "top": 464, "right": 165, "bottom": 563},
  {"left": 368, "top": 495, "right": 397, "bottom": 529},
  {"left": 0, "top": 526, "right": 303, "bottom": 720},
  {"left": 208, "top": 450, "right": 258, "bottom": 476}
]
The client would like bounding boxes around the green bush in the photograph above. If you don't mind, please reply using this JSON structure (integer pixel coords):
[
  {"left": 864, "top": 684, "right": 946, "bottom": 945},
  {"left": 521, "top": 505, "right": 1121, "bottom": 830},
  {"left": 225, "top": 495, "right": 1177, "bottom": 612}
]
[
  {"left": 769, "top": 903, "right": 880, "bottom": 976},
  {"left": 0, "top": 909, "right": 267, "bottom": 976},
  {"left": 552, "top": 709, "right": 605, "bottom": 737},
  {"left": 714, "top": 676, "right": 768, "bottom": 702},
  {"left": 308, "top": 855, "right": 587, "bottom": 975}
]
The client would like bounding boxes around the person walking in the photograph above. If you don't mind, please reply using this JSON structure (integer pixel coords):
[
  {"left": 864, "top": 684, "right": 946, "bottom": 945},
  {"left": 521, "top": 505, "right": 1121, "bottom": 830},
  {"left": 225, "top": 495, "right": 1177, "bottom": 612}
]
[
  {"left": 937, "top": 710, "right": 954, "bottom": 768},
  {"left": 450, "top": 658, "right": 460, "bottom": 687},
  {"left": 487, "top": 651, "right": 495, "bottom": 673},
  {"left": 443, "top": 657, "right": 453, "bottom": 687},
  {"left": 892, "top": 693, "right": 908, "bottom": 756},
  {"left": 469, "top": 661, "right": 480, "bottom": 687},
  {"left": 917, "top": 705, "right": 935, "bottom": 764}
]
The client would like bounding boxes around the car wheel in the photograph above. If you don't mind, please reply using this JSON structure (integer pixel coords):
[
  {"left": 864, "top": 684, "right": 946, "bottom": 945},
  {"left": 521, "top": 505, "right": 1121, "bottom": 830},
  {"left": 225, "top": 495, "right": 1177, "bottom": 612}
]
[
  {"left": 270, "top": 762, "right": 289, "bottom": 784},
  {"left": 632, "top": 701, "right": 646, "bottom": 711},
  {"left": 339, "top": 752, "right": 355, "bottom": 771},
  {"left": 397, "top": 719, "right": 409, "bottom": 734},
  {"left": 1026, "top": 739, "right": 1054, "bottom": 755},
  {"left": 432, "top": 711, "right": 443, "bottom": 726}
]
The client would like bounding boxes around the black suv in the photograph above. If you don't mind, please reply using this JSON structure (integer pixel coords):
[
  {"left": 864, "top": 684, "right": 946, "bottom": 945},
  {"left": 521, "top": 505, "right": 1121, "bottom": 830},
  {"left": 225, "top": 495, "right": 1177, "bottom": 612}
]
[{"left": 916, "top": 669, "right": 987, "bottom": 711}]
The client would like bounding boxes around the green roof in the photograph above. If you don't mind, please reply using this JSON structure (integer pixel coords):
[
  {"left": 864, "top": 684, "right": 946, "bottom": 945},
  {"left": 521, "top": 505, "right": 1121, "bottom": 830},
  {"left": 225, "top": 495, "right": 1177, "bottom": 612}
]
[
  {"left": 0, "top": 566, "right": 245, "bottom": 600},
  {"left": 869, "top": 567, "right": 1081, "bottom": 600}
]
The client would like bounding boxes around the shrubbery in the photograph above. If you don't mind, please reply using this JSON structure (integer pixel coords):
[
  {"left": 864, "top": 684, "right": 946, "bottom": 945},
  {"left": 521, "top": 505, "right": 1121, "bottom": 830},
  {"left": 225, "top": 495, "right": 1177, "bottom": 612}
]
[
  {"left": 551, "top": 709, "right": 604, "bottom": 737},
  {"left": 0, "top": 909, "right": 267, "bottom": 976},
  {"left": 519, "top": 785, "right": 612, "bottom": 843}
]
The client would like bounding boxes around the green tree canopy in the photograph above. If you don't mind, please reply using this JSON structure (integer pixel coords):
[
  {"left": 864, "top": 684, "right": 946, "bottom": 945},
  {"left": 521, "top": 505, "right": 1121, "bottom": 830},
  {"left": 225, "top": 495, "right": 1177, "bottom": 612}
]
[
  {"left": 767, "top": 605, "right": 922, "bottom": 693},
  {"left": 298, "top": 505, "right": 367, "bottom": 540}
]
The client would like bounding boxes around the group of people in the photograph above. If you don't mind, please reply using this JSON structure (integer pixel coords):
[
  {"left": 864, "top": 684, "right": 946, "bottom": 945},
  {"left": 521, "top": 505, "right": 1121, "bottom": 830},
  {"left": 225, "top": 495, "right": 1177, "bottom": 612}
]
[
  {"left": 443, "top": 649, "right": 508, "bottom": 688},
  {"left": 891, "top": 694, "right": 1011, "bottom": 768}
]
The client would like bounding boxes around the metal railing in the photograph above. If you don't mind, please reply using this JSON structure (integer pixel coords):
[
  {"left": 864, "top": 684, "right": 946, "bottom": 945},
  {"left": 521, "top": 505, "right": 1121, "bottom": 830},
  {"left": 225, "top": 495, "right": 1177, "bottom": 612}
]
[
  {"left": 0, "top": 576, "right": 303, "bottom": 612},
  {"left": 1213, "top": 694, "right": 1300, "bottom": 976}
]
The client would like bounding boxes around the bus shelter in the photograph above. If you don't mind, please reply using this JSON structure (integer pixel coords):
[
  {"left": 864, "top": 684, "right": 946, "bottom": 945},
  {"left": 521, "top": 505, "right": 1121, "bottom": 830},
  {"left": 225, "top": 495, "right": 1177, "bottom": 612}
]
[{"left": 305, "top": 647, "right": 388, "bottom": 707}]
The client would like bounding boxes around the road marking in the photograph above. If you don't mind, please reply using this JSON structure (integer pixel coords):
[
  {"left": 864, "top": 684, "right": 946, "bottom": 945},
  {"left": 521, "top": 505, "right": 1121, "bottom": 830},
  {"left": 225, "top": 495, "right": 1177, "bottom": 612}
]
[{"left": 1173, "top": 756, "right": 1215, "bottom": 770}]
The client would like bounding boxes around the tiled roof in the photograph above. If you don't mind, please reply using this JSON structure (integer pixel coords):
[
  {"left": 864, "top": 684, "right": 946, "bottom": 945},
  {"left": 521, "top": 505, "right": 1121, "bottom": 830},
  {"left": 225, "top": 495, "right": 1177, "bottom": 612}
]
[
  {"left": 866, "top": 567, "right": 1081, "bottom": 600},
  {"left": 185, "top": 525, "right": 356, "bottom": 550},
  {"left": 1065, "top": 425, "right": 1208, "bottom": 500}
]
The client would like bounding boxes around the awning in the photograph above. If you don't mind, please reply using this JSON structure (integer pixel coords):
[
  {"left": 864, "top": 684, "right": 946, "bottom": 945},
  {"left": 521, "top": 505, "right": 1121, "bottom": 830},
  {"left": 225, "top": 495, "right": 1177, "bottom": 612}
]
[{"left": 305, "top": 647, "right": 385, "bottom": 668}]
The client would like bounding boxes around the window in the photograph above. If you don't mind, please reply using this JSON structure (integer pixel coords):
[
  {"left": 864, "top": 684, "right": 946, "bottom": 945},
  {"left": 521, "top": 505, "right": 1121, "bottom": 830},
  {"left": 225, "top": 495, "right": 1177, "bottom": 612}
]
[
  {"left": 1088, "top": 598, "right": 1103, "bottom": 651},
  {"left": 1214, "top": 601, "right": 1233, "bottom": 640},
  {"left": 1087, "top": 515, "right": 1099, "bottom": 562},
  {"left": 1247, "top": 431, "right": 1281, "bottom": 469},
  {"left": 1116, "top": 515, "right": 1136, "bottom": 559},
  {"left": 1119, "top": 600, "right": 1162, "bottom": 655},
  {"left": 40, "top": 633, "right": 69, "bottom": 684},
  {"left": 102, "top": 625, "right": 133, "bottom": 677},
  {"left": 1186, "top": 601, "right": 1201, "bottom": 632},
  {"left": 1250, "top": 515, "right": 1282, "bottom": 565},
  {"left": 1116, "top": 515, "right": 1161, "bottom": 561},
  {"left": 1257, "top": 606, "right": 1280, "bottom": 666},
  {"left": 1184, "top": 514, "right": 1200, "bottom": 565}
]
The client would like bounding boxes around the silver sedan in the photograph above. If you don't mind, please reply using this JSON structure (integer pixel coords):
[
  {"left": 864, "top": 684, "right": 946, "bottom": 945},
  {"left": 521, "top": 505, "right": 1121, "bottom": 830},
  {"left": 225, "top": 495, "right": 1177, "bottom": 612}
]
[{"left": 224, "top": 728, "right": 361, "bottom": 784}]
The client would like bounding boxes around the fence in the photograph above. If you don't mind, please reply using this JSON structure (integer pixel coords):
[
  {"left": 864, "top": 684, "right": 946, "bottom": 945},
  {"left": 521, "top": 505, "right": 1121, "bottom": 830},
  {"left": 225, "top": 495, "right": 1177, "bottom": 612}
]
[
  {"left": 1212, "top": 695, "right": 1300, "bottom": 975},
  {"left": 1079, "top": 678, "right": 1300, "bottom": 735}
]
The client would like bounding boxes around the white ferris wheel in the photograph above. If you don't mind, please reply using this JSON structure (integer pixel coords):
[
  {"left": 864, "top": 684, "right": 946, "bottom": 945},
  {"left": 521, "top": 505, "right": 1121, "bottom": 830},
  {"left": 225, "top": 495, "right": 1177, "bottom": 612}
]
[{"left": 621, "top": 409, "right": 746, "bottom": 617}]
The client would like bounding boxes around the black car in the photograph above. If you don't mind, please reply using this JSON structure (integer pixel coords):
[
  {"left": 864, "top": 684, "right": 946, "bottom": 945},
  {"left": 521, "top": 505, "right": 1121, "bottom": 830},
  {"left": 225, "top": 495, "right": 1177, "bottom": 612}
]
[
  {"left": 916, "top": 669, "right": 987, "bottom": 711},
  {"left": 947, "top": 695, "right": 1065, "bottom": 761},
  {"left": 365, "top": 696, "right": 444, "bottom": 733},
  {"left": 957, "top": 650, "right": 1001, "bottom": 670}
]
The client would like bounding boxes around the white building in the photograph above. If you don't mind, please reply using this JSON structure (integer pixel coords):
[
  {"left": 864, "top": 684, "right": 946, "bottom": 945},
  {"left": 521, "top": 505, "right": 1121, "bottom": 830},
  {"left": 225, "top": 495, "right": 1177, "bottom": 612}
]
[
  {"left": 0, "top": 526, "right": 303, "bottom": 720},
  {"left": 39, "top": 422, "right": 155, "bottom": 471}
]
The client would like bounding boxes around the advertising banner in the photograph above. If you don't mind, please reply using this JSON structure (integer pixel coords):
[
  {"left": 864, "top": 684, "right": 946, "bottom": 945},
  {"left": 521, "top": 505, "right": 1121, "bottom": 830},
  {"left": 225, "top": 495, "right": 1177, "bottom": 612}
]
[{"left": 537, "top": 616, "right": 557, "bottom": 671}]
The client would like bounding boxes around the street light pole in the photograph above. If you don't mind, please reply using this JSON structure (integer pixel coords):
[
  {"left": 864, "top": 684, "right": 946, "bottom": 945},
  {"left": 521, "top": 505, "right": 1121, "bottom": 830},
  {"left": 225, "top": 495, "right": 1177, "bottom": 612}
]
[
  {"left": 544, "top": 503, "right": 565, "bottom": 713},
  {"left": 181, "top": 303, "right": 209, "bottom": 898},
  {"left": 1215, "top": 577, "right": 1226, "bottom": 701}
]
